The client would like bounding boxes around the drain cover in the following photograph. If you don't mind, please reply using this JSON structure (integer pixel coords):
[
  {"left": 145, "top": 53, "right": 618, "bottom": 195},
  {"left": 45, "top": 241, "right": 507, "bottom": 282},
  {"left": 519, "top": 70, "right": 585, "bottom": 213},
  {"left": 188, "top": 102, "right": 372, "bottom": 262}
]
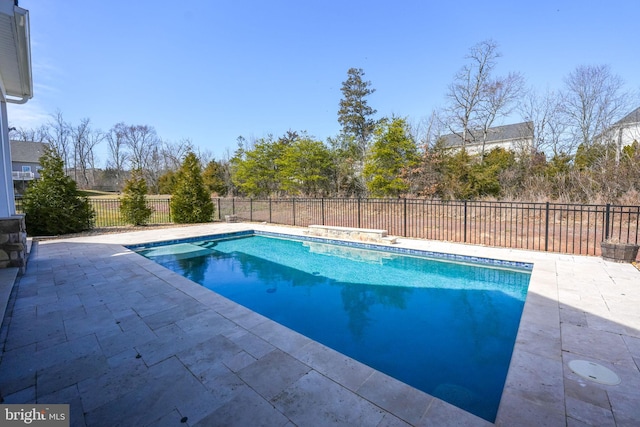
[{"left": 568, "top": 360, "right": 621, "bottom": 385}]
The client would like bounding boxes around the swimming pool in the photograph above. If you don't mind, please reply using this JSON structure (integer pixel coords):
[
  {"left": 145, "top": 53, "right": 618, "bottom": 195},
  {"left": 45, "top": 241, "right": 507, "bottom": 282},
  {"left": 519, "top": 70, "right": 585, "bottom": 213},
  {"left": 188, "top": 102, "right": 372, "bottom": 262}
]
[{"left": 132, "top": 231, "right": 531, "bottom": 422}]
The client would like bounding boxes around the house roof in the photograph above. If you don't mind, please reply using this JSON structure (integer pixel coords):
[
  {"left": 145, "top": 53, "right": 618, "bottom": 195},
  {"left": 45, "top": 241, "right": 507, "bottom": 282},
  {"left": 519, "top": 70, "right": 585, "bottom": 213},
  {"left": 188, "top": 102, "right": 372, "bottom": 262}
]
[
  {"left": 613, "top": 106, "right": 640, "bottom": 126},
  {"left": 10, "top": 140, "right": 48, "bottom": 163},
  {"left": 440, "top": 121, "right": 534, "bottom": 147}
]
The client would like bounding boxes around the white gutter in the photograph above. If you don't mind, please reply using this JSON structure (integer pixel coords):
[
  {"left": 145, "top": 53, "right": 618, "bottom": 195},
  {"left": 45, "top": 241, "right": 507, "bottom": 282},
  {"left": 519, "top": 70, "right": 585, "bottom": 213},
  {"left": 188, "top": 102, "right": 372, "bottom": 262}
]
[
  {"left": 8, "top": 4, "right": 32, "bottom": 103},
  {"left": 0, "top": 1, "right": 32, "bottom": 104}
]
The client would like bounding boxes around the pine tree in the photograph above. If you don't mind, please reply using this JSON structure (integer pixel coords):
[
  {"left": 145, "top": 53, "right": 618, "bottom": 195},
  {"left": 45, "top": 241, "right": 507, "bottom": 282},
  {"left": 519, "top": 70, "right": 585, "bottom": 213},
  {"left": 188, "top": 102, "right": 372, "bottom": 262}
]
[
  {"left": 120, "top": 169, "right": 153, "bottom": 225},
  {"left": 202, "top": 160, "right": 228, "bottom": 196},
  {"left": 170, "top": 152, "right": 214, "bottom": 223},
  {"left": 23, "top": 146, "right": 95, "bottom": 235},
  {"left": 338, "top": 68, "right": 377, "bottom": 161}
]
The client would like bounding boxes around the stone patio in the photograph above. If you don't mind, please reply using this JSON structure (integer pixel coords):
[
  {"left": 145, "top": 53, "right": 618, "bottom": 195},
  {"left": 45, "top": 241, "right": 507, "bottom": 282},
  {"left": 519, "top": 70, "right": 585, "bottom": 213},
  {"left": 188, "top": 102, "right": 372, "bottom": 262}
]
[{"left": 0, "top": 223, "right": 638, "bottom": 426}]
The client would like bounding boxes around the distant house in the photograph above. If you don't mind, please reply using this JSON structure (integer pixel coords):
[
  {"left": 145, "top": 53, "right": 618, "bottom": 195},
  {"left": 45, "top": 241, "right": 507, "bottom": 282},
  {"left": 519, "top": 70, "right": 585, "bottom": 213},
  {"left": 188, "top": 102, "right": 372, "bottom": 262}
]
[
  {"left": 10, "top": 140, "right": 48, "bottom": 193},
  {"left": 439, "top": 121, "right": 534, "bottom": 156},
  {"left": 601, "top": 106, "right": 640, "bottom": 149}
]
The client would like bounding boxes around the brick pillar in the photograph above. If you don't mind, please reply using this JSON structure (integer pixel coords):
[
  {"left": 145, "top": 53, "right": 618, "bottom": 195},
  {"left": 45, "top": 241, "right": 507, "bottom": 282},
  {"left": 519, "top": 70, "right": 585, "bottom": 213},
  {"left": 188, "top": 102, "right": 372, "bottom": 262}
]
[{"left": 0, "top": 214, "right": 27, "bottom": 274}]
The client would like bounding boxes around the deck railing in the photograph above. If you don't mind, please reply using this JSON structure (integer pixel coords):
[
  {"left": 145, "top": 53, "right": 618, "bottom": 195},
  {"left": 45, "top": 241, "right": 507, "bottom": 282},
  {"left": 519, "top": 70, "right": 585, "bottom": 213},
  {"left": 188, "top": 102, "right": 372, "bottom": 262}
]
[{"left": 14, "top": 196, "right": 640, "bottom": 258}]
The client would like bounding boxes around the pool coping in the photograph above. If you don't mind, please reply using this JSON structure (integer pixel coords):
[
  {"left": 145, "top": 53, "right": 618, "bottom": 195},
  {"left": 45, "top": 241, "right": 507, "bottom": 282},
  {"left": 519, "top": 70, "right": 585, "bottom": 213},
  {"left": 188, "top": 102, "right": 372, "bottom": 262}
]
[{"left": 2, "top": 222, "right": 639, "bottom": 426}]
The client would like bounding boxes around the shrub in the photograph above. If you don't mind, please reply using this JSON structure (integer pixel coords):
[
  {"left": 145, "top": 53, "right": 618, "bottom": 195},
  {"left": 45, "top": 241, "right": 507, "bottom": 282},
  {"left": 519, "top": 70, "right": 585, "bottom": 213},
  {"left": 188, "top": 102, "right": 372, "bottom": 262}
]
[
  {"left": 170, "top": 152, "right": 214, "bottom": 223},
  {"left": 23, "top": 146, "right": 95, "bottom": 235},
  {"left": 120, "top": 169, "right": 153, "bottom": 225}
]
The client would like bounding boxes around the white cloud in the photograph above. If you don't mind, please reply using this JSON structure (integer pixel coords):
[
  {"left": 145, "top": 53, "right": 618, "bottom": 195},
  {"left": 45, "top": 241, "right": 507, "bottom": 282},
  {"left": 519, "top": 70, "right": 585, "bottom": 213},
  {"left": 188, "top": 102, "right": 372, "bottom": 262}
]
[{"left": 6, "top": 100, "right": 51, "bottom": 130}]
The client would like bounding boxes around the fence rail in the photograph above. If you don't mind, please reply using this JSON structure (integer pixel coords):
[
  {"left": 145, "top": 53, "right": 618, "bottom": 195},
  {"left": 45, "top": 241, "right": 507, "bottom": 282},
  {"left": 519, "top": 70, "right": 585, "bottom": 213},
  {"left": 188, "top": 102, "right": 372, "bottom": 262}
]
[
  {"left": 14, "top": 197, "right": 640, "bottom": 258},
  {"left": 217, "top": 198, "right": 640, "bottom": 258},
  {"left": 14, "top": 197, "right": 173, "bottom": 228}
]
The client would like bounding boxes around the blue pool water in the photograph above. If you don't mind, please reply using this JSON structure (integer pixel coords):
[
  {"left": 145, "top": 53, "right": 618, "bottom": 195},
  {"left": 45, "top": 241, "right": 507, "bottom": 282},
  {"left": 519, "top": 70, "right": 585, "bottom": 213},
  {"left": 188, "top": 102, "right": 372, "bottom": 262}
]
[{"left": 134, "top": 233, "right": 531, "bottom": 422}]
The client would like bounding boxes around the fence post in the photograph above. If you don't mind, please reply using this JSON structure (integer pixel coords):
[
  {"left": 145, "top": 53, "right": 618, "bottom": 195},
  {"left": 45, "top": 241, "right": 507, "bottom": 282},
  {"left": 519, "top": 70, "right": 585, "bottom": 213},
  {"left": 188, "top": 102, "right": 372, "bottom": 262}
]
[
  {"left": 403, "top": 198, "right": 407, "bottom": 237},
  {"left": 604, "top": 203, "right": 611, "bottom": 240},
  {"left": 269, "top": 198, "right": 272, "bottom": 223},
  {"left": 544, "top": 202, "right": 550, "bottom": 252},
  {"left": 232, "top": 198, "right": 235, "bottom": 215},
  {"left": 250, "top": 198, "right": 253, "bottom": 222},
  {"left": 217, "top": 198, "right": 221, "bottom": 220},
  {"left": 357, "top": 198, "right": 361, "bottom": 228},
  {"left": 168, "top": 198, "right": 172, "bottom": 223},
  {"left": 321, "top": 198, "right": 325, "bottom": 225},
  {"left": 292, "top": 199, "right": 296, "bottom": 226},
  {"left": 463, "top": 200, "right": 468, "bottom": 243}
]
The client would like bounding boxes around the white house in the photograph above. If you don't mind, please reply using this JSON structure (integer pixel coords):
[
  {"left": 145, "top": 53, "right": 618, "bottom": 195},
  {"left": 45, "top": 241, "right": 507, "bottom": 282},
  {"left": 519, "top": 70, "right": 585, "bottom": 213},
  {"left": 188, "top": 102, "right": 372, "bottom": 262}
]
[
  {"left": 605, "top": 106, "right": 640, "bottom": 149},
  {"left": 439, "top": 121, "right": 534, "bottom": 156},
  {"left": 0, "top": 0, "right": 32, "bottom": 271}
]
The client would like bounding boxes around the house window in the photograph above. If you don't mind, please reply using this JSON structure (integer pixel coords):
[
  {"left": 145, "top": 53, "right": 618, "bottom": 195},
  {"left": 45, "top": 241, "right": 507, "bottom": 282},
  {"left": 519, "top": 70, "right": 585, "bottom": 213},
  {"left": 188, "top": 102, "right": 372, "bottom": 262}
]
[{"left": 22, "top": 166, "right": 31, "bottom": 173}]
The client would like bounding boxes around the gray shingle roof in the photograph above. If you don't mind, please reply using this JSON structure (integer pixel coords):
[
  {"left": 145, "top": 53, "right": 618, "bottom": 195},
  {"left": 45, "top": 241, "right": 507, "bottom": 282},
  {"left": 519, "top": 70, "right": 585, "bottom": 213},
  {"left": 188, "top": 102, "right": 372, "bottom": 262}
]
[
  {"left": 10, "top": 140, "right": 49, "bottom": 163},
  {"left": 614, "top": 106, "right": 640, "bottom": 126},
  {"left": 440, "top": 121, "right": 534, "bottom": 147}
]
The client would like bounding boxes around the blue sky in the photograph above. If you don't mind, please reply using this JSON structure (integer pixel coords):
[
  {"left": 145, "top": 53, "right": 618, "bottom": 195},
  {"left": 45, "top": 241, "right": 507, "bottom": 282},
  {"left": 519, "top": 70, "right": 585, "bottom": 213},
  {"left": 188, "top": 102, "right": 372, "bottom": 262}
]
[{"left": 8, "top": 0, "right": 640, "bottom": 166}]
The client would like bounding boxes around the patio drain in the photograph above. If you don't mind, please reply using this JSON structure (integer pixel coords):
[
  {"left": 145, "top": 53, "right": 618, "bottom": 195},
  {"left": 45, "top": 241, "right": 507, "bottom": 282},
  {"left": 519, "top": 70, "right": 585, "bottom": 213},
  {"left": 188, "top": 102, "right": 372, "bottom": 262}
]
[{"left": 568, "top": 360, "right": 621, "bottom": 385}]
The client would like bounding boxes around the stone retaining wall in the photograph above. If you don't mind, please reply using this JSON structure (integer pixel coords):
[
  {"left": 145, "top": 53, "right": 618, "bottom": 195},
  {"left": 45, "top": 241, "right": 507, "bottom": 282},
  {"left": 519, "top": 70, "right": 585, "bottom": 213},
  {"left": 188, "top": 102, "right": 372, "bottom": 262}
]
[
  {"left": 0, "top": 215, "right": 27, "bottom": 274},
  {"left": 305, "top": 225, "right": 396, "bottom": 244}
]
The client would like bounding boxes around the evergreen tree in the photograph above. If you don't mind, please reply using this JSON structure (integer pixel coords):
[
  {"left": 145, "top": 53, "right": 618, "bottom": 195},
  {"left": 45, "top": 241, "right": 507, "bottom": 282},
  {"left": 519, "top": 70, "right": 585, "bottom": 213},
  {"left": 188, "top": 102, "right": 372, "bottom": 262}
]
[
  {"left": 469, "top": 147, "right": 515, "bottom": 198},
  {"left": 120, "top": 169, "right": 153, "bottom": 225},
  {"left": 574, "top": 142, "right": 607, "bottom": 171},
  {"left": 338, "top": 68, "right": 377, "bottom": 161},
  {"left": 276, "top": 135, "right": 334, "bottom": 196},
  {"left": 202, "top": 160, "right": 228, "bottom": 196},
  {"left": 170, "top": 152, "right": 214, "bottom": 223},
  {"left": 363, "top": 117, "right": 418, "bottom": 197},
  {"left": 23, "top": 146, "right": 95, "bottom": 235},
  {"left": 328, "top": 134, "right": 366, "bottom": 196},
  {"left": 439, "top": 148, "right": 474, "bottom": 200},
  {"left": 230, "top": 136, "right": 286, "bottom": 197},
  {"left": 157, "top": 170, "right": 178, "bottom": 195}
]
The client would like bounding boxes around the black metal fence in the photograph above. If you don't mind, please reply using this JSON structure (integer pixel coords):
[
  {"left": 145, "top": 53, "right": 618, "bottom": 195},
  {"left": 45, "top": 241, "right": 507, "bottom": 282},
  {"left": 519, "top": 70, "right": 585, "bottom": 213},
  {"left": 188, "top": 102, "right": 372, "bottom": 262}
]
[
  {"left": 15, "top": 197, "right": 173, "bottom": 227},
  {"left": 15, "top": 196, "right": 640, "bottom": 257},
  {"left": 217, "top": 198, "right": 640, "bottom": 257}
]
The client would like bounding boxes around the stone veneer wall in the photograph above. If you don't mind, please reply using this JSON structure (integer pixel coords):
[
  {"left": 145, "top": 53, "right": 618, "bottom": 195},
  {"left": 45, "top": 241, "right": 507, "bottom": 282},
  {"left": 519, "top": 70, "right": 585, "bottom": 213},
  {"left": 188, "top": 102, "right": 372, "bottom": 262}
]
[
  {"left": 305, "top": 225, "right": 389, "bottom": 243},
  {"left": 0, "top": 215, "right": 27, "bottom": 274}
]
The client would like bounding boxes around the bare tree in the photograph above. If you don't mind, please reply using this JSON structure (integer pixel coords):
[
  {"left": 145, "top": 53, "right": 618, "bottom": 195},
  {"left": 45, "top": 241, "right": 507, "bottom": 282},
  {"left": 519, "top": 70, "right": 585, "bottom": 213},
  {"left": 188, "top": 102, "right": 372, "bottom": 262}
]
[
  {"left": 123, "top": 124, "right": 160, "bottom": 171},
  {"left": 139, "top": 138, "right": 195, "bottom": 194},
  {"left": 445, "top": 40, "right": 499, "bottom": 145},
  {"left": 445, "top": 39, "right": 524, "bottom": 156},
  {"left": 71, "top": 118, "right": 104, "bottom": 188},
  {"left": 477, "top": 72, "right": 525, "bottom": 155},
  {"left": 46, "top": 110, "right": 72, "bottom": 173},
  {"left": 8, "top": 125, "right": 48, "bottom": 143},
  {"left": 161, "top": 138, "right": 193, "bottom": 171},
  {"left": 409, "top": 109, "right": 446, "bottom": 150},
  {"left": 106, "top": 122, "right": 129, "bottom": 191},
  {"left": 221, "top": 147, "right": 236, "bottom": 196},
  {"left": 561, "top": 64, "right": 630, "bottom": 152},
  {"left": 195, "top": 147, "right": 215, "bottom": 169},
  {"left": 85, "top": 126, "right": 105, "bottom": 185},
  {"left": 519, "top": 88, "right": 568, "bottom": 157},
  {"left": 146, "top": 144, "right": 164, "bottom": 194}
]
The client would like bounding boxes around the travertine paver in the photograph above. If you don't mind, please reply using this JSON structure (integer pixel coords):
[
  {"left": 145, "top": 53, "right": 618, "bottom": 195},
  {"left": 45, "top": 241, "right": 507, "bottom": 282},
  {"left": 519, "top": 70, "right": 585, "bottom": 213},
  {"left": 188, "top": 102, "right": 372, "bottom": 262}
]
[
  {"left": 272, "top": 370, "right": 388, "bottom": 427},
  {"left": 0, "top": 223, "right": 638, "bottom": 426}
]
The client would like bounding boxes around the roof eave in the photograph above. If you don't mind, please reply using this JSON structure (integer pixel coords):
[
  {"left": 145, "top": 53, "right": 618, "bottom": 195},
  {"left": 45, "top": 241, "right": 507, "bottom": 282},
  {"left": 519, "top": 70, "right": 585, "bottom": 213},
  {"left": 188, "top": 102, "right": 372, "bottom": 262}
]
[{"left": 0, "top": 2, "right": 32, "bottom": 104}]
